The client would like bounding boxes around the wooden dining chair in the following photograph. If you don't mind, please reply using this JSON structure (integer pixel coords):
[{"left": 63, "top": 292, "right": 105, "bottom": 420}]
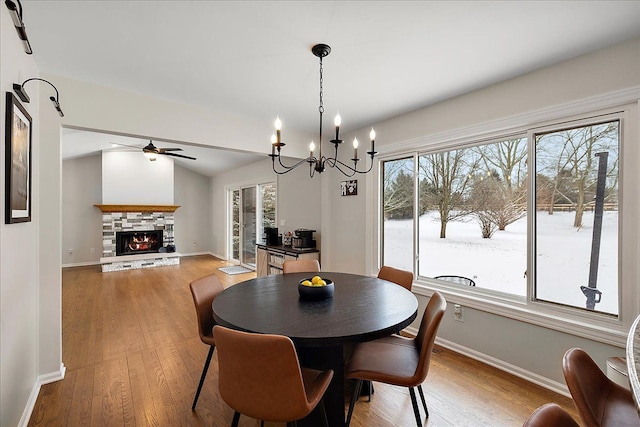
[
  {"left": 282, "top": 259, "right": 320, "bottom": 274},
  {"left": 562, "top": 347, "right": 640, "bottom": 427},
  {"left": 345, "top": 291, "right": 447, "bottom": 427},
  {"left": 523, "top": 403, "right": 580, "bottom": 427},
  {"left": 377, "top": 265, "right": 413, "bottom": 291},
  {"left": 213, "top": 325, "right": 334, "bottom": 427},
  {"left": 189, "top": 273, "right": 225, "bottom": 410}
]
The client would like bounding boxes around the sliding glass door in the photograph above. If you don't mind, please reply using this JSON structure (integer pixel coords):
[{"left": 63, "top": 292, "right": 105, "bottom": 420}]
[
  {"left": 229, "top": 182, "right": 276, "bottom": 269},
  {"left": 241, "top": 186, "right": 257, "bottom": 266}
]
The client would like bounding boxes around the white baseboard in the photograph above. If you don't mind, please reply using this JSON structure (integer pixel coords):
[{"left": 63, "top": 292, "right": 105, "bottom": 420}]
[
  {"left": 62, "top": 260, "right": 100, "bottom": 268},
  {"left": 209, "top": 251, "right": 226, "bottom": 260},
  {"left": 180, "top": 251, "right": 214, "bottom": 257},
  {"left": 404, "top": 326, "right": 570, "bottom": 398},
  {"left": 19, "top": 363, "right": 66, "bottom": 427}
]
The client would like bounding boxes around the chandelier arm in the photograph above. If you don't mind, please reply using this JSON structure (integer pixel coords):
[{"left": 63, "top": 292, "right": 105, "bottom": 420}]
[
  {"left": 330, "top": 159, "right": 358, "bottom": 177},
  {"left": 272, "top": 155, "right": 313, "bottom": 174},
  {"left": 331, "top": 157, "right": 376, "bottom": 175}
]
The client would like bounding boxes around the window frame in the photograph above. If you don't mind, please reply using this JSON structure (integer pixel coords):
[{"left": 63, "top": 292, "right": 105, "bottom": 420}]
[{"left": 371, "top": 101, "right": 639, "bottom": 347}]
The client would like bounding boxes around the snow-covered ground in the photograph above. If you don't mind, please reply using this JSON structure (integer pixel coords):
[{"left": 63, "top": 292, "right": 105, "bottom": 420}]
[{"left": 384, "top": 210, "right": 618, "bottom": 314}]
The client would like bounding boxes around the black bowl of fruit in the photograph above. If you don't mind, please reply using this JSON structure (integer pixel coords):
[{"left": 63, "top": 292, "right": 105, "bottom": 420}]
[{"left": 298, "top": 275, "right": 334, "bottom": 301}]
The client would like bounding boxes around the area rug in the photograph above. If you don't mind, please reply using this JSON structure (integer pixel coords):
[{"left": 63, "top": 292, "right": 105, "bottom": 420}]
[{"left": 218, "top": 266, "right": 253, "bottom": 275}]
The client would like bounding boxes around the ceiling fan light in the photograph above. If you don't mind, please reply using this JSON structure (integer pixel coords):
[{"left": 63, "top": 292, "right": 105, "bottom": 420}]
[{"left": 144, "top": 152, "right": 157, "bottom": 161}]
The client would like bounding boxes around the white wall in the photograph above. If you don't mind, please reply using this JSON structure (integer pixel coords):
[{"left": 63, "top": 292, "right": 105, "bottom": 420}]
[
  {"left": 321, "top": 37, "right": 640, "bottom": 389},
  {"left": 102, "top": 151, "right": 174, "bottom": 205},
  {"left": 174, "top": 164, "right": 212, "bottom": 255},
  {"left": 62, "top": 154, "right": 102, "bottom": 265},
  {"left": 0, "top": 6, "right": 62, "bottom": 427}
]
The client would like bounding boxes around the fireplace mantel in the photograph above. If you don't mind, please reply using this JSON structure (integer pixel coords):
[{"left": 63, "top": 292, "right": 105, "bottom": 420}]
[{"left": 94, "top": 204, "right": 180, "bottom": 213}]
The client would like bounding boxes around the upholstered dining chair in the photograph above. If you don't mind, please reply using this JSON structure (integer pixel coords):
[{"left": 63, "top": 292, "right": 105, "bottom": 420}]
[
  {"left": 563, "top": 347, "right": 640, "bottom": 427},
  {"left": 377, "top": 265, "right": 413, "bottom": 291},
  {"left": 361, "top": 265, "right": 414, "bottom": 400},
  {"left": 345, "top": 291, "right": 447, "bottom": 427},
  {"left": 523, "top": 403, "right": 580, "bottom": 427},
  {"left": 282, "top": 259, "right": 320, "bottom": 274},
  {"left": 189, "top": 273, "right": 225, "bottom": 410},
  {"left": 213, "top": 325, "right": 334, "bottom": 427}
]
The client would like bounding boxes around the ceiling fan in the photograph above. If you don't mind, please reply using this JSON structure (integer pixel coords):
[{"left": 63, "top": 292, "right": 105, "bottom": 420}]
[{"left": 142, "top": 141, "right": 196, "bottom": 161}]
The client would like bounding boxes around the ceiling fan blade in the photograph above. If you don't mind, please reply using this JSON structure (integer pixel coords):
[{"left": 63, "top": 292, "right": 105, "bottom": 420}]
[
  {"left": 163, "top": 152, "right": 197, "bottom": 160},
  {"left": 110, "top": 141, "right": 141, "bottom": 150},
  {"left": 157, "top": 147, "right": 183, "bottom": 152}
]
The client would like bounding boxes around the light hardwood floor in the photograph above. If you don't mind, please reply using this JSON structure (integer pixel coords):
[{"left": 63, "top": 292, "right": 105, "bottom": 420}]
[{"left": 28, "top": 255, "right": 580, "bottom": 426}]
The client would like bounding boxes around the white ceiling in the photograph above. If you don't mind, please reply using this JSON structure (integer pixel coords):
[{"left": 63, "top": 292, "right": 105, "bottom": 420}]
[{"left": 21, "top": 1, "right": 640, "bottom": 176}]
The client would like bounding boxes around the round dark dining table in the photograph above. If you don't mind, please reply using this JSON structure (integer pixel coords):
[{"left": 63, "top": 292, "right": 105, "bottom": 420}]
[{"left": 212, "top": 271, "right": 418, "bottom": 427}]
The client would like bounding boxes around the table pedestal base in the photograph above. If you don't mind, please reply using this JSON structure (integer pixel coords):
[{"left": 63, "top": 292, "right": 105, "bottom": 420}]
[{"left": 297, "top": 344, "right": 345, "bottom": 427}]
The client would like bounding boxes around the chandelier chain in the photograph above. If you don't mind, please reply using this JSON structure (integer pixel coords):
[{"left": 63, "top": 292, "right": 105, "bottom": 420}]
[{"left": 318, "top": 56, "right": 324, "bottom": 114}]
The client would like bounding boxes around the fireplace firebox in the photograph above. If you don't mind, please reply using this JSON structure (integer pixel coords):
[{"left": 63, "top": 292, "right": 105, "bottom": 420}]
[{"left": 116, "top": 230, "right": 163, "bottom": 256}]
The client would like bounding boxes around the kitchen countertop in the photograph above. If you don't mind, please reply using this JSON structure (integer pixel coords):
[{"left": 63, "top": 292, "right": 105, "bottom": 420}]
[{"left": 256, "top": 243, "right": 319, "bottom": 253}]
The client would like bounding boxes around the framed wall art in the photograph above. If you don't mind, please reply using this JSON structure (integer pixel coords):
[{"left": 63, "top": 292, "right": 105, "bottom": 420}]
[
  {"left": 341, "top": 180, "right": 357, "bottom": 196},
  {"left": 5, "top": 92, "right": 32, "bottom": 224}
]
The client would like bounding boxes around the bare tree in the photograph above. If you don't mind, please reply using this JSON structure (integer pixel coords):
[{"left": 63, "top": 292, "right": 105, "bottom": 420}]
[
  {"left": 536, "top": 122, "right": 618, "bottom": 227},
  {"left": 383, "top": 158, "right": 414, "bottom": 220},
  {"left": 419, "top": 150, "right": 479, "bottom": 238},
  {"left": 475, "top": 139, "right": 528, "bottom": 230}
]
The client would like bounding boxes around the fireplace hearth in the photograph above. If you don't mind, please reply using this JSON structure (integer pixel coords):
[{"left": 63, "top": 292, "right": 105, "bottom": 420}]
[{"left": 116, "top": 230, "right": 163, "bottom": 256}]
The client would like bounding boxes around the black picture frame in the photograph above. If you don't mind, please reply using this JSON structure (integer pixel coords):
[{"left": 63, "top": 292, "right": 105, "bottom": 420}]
[
  {"left": 341, "top": 180, "right": 358, "bottom": 196},
  {"left": 5, "top": 92, "right": 32, "bottom": 224}
]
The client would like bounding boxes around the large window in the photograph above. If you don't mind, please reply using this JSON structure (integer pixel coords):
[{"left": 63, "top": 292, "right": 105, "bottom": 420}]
[
  {"left": 382, "top": 157, "right": 414, "bottom": 272},
  {"left": 416, "top": 138, "right": 528, "bottom": 296},
  {"left": 380, "top": 114, "right": 623, "bottom": 323},
  {"left": 534, "top": 121, "right": 619, "bottom": 315}
]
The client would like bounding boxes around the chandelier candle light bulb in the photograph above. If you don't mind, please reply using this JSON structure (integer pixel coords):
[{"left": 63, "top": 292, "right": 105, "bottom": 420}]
[
  {"left": 275, "top": 116, "right": 282, "bottom": 144},
  {"left": 334, "top": 114, "right": 341, "bottom": 140},
  {"left": 309, "top": 141, "right": 315, "bottom": 157},
  {"left": 370, "top": 128, "right": 376, "bottom": 153},
  {"left": 353, "top": 138, "right": 359, "bottom": 160}
]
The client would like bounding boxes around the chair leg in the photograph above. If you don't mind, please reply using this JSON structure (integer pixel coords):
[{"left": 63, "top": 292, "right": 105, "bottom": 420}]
[
  {"left": 191, "top": 345, "right": 214, "bottom": 410},
  {"left": 319, "top": 398, "right": 329, "bottom": 427},
  {"left": 345, "top": 379, "right": 363, "bottom": 427},
  {"left": 367, "top": 381, "right": 375, "bottom": 401},
  {"left": 417, "top": 384, "right": 429, "bottom": 418},
  {"left": 408, "top": 387, "right": 422, "bottom": 427},
  {"left": 231, "top": 411, "right": 240, "bottom": 427}
]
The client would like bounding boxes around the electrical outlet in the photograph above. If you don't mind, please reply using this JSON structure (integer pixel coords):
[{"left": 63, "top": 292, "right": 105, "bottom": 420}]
[
  {"left": 68, "top": 249, "right": 73, "bottom": 255},
  {"left": 90, "top": 247, "right": 95, "bottom": 253},
  {"left": 280, "top": 219, "right": 286, "bottom": 226},
  {"left": 193, "top": 241, "right": 197, "bottom": 246},
  {"left": 454, "top": 304, "right": 464, "bottom": 322}
]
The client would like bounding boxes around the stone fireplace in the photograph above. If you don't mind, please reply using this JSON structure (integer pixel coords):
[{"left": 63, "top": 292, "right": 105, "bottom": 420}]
[{"left": 95, "top": 204, "right": 181, "bottom": 272}]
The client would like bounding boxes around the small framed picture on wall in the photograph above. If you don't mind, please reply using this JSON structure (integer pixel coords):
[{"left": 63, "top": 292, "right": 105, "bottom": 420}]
[
  {"left": 341, "top": 180, "right": 357, "bottom": 196},
  {"left": 5, "top": 92, "right": 32, "bottom": 224}
]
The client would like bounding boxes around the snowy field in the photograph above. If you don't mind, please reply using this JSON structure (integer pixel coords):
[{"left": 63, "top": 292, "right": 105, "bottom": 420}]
[{"left": 384, "top": 210, "right": 618, "bottom": 314}]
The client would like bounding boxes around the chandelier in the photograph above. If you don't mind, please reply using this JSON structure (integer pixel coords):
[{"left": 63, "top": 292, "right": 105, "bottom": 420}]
[{"left": 270, "top": 44, "right": 377, "bottom": 178}]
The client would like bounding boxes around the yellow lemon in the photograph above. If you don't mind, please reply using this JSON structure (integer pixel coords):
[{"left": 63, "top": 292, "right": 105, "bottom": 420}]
[
  {"left": 318, "top": 279, "right": 326, "bottom": 286},
  {"left": 311, "top": 275, "right": 322, "bottom": 285},
  {"left": 301, "top": 280, "right": 312, "bottom": 286}
]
